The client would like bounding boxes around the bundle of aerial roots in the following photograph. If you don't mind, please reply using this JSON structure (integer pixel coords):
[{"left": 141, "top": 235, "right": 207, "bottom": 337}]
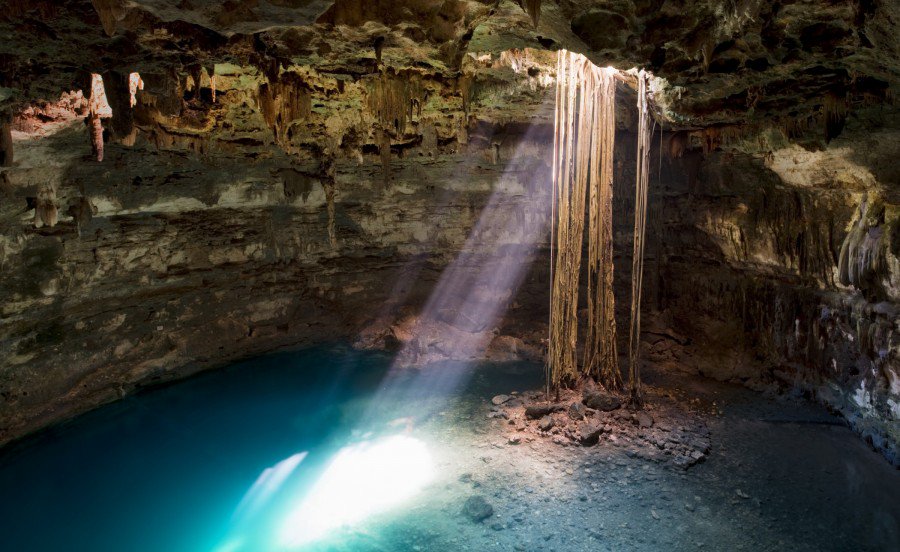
[{"left": 547, "top": 51, "right": 652, "bottom": 405}]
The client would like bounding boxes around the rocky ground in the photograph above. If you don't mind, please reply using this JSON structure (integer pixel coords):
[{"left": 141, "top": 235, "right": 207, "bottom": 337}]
[
  {"left": 312, "top": 360, "right": 900, "bottom": 552},
  {"left": 487, "top": 382, "right": 712, "bottom": 471}
]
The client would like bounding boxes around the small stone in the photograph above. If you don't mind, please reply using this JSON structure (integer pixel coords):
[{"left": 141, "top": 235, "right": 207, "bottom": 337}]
[
  {"left": 539, "top": 415, "right": 555, "bottom": 431},
  {"left": 492, "top": 394, "right": 511, "bottom": 405},
  {"left": 651, "top": 509, "right": 660, "bottom": 520},
  {"left": 568, "top": 402, "right": 586, "bottom": 420},
  {"left": 508, "top": 435, "right": 522, "bottom": 445},
  {"left": 635, "top": 411, "right": 654, "bottom": 428},
  {"left": 462, "top": 496, "right": 494, "bottom": 522}
]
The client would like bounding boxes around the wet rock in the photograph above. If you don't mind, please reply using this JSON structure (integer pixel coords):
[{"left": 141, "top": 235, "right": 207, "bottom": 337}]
[
  {"left": 491, "top": 394, "right": 511, "bottom": 406},
  {"left": 583, "top": 390, "right": 622, "bottom": 411},
  {"left": 462, "top": 496, "right": 494, "bottom": 523}
]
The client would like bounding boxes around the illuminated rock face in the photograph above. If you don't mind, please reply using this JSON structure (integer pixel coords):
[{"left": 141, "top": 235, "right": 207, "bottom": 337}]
[{"left": 0, "top": 0, "right": 897, "bottom": 463}]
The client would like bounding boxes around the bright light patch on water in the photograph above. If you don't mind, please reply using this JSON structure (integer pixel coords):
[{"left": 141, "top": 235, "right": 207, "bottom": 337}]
[
  {"left": 279, "top": 435, "right": 433, "bottom": 547},
  {"left": 234, "top": 452, "right": 307, "bottom": 521}
]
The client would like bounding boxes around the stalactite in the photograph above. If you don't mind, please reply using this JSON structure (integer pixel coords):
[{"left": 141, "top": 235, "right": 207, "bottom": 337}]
[
  {"left": 90, "top": 0, "right": 125, "bottom": 36},
  {"left": 365, "top": 70, "right": 423, "bottom": 136},
  {"left": 666, "top": 131, "right": 688, "bottom": 159},
  {"left": 583, "top": 66, "right": 620, "bottom": 390},
  {"left": 628, "top": 70, "right": 652, "bottom": 407},
  {"left": 421, "top": 120, "right": 438, "bottom": 156},
  {"left": 68, "top": 196, "right": 96, "bottom": 237},
  {"left": 33, "top": 185, "right": 58, "bottom": 228},
  {"left": 490, "top": 141, "right": 500, "bottom": 164},
  {"left": 458, "top": 74, "right": 474, "bottom": 116},
  {"left": 128, "top": 72, "right": 143, "bottom": 107},
  {"left": 257, "top": 73, "right": 313, "bottom": 146},
  {"left": 548, "top": 51, "right": 617, "bottom": 390},
  {"left": 88, "top": 73, "right": 113, "bottom": 162},
  {"left": 378, "top": 127, "right": 391, "bottom": 184},
  {"left": 325, "top": 185, "right": 337, "bottom": 248},
  {"left": 374, "top": 36, "right": 385, "bottom": 64},
  {"left": 457, "top": 116, "right": 469, "bottom": 145},
  {"left": 0, "top": 117, "right": 12, "bottom": 166},
  {"left": 838, "top": 193, "right": 886, "bottom": 290},
  {"left": 519, "top": 0, "right": 541, "bottom": 28},
  {"left": 323, "top": 158, "right": 337, "bottom": 249}
]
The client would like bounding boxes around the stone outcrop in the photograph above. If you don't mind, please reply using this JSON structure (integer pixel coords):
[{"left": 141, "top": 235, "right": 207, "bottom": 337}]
[{"left": 645, "top": 114, "right": 900, "bottom": 465}]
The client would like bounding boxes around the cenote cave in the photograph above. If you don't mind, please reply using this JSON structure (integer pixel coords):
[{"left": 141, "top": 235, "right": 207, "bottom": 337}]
[{"left": 1, "top": 1, "right": 899, "bottom": 551}]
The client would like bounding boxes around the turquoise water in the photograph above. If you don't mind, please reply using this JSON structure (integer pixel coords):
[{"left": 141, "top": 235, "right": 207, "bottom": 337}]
[{"left": 0, "top": 346, "right": 539, "bottom": 552}]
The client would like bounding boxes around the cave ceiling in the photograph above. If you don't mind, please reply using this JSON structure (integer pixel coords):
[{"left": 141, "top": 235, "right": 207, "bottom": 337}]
[{"left": 0, "top": 0, "right": 897, "bottom": 130}]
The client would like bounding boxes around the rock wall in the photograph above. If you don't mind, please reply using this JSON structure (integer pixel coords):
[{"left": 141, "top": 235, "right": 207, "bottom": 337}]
[
  {"left": 0, "top": 0, "right": 897, "bottom": 465},
  {"left": 650, "top": 111, "right": 900, "bottom": 465},
  {"left": 0, "top": 55, "right": 558, "bottom": 445}
]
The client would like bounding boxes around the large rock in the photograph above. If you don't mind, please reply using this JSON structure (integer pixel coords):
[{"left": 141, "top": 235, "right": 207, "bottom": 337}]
[
  {"left": 583, "top": 390, "right": 622, "bottom": 412},
  {"left": 525, "top": 404, "right": 563, "bottom": 419},
  {"left": 462, "top": 496, "right": 494, "bottom": 523},
  {"left": 579, "top": 423, "right": 605, "bottom": 446}
]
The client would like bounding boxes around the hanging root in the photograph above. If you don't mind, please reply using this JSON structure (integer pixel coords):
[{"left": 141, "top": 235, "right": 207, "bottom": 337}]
[
  {"left": 583, "top": 66, "right": 620, "bottom": 390},
  {"left": 548, "top": 51, "right": 619, "bottom": 391},
  {"left": 628, "top": 70, "right": 652, "bottom": 407}
]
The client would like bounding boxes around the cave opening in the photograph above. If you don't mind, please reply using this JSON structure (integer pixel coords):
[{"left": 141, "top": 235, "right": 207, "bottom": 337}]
[{"left": 0, "top": 1, "right": 899, "bottom": 551}]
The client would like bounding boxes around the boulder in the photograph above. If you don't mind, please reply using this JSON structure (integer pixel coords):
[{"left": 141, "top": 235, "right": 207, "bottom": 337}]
[
  {"left": 635, "top": 411, "right": 654, "bottom": 428},
  {"left": 525, "top": 403, "right": 562, "bottom": 419},
  {"left": 579, "top": 423, "right": 605, "bottom": 446},
  {"left": 568, "top": 402, "right": 586, "bottom": 420},
  {"left": 491, "top": 394, "right": 511, "bottom": 405},
  {"left": 538, "top": 415, "right": 554, "bottom": 431},
  {"left": 583, "top": 390, "right": 622, "bottom": 411},
  {"left": 462, "top": 496, "right": 494, "bottom": 522}
]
